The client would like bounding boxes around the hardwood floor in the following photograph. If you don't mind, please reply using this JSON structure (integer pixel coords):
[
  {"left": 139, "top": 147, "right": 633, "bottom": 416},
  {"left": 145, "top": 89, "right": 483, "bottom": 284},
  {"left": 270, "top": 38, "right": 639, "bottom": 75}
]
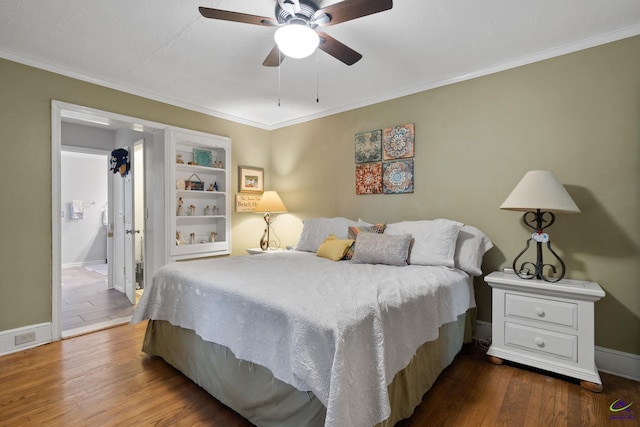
[{"left": 0, "top": 322, "right": 638, "bottom": 426}]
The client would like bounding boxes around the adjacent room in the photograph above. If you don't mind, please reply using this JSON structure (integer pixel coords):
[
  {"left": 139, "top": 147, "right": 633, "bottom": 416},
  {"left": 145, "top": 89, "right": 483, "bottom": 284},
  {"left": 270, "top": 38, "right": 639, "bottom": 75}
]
[{"left": 0, "top": 0, "right": 638, "bottom": 425}]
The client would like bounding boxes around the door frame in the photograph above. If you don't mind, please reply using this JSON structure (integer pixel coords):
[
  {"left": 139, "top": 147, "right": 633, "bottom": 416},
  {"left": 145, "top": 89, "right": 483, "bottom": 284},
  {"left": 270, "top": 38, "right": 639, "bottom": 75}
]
[{"left": 51, "top": 101, "right": 167, "bottom": 340}]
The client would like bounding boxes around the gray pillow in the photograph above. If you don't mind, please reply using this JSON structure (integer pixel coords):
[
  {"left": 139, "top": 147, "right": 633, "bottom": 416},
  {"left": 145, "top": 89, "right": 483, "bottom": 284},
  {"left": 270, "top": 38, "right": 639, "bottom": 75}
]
[{"left": 351, "top": 232, "right": 412, "bottom": 266}]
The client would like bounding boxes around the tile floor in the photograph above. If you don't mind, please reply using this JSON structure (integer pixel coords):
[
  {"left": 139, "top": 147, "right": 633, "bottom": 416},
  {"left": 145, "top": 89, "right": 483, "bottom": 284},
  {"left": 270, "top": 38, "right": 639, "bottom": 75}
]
[{"left": 61, "top": 264, "right": 135, "bottom": 332}]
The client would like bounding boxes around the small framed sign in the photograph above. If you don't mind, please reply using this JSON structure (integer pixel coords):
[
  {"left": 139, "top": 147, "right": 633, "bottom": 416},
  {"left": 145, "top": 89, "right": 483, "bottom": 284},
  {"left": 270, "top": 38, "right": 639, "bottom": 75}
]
[{"left": 236, "top": 194, "right": 263, "bottom": 212}]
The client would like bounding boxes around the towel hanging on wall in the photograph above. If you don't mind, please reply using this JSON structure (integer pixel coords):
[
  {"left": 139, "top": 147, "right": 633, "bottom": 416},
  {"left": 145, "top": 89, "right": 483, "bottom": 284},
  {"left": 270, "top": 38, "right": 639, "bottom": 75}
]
[{"left": 71, "top": 200, "right": 84, "bottom": 220}]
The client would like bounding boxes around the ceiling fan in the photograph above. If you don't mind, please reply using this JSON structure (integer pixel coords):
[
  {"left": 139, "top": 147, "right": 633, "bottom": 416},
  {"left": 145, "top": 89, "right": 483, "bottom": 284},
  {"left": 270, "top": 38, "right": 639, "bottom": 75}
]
[{"left": 199, "top": 0, "right": 393, "bottom": 66}]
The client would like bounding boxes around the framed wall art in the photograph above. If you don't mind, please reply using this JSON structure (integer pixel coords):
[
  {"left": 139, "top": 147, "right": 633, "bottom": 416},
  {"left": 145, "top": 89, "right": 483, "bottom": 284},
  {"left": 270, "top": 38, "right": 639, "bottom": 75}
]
[
  {"left": 238, "top": 166, "right": 264, "bottom": 193},
  {"left": 355, "top": 123, "right": 415, "bottom": 195}
]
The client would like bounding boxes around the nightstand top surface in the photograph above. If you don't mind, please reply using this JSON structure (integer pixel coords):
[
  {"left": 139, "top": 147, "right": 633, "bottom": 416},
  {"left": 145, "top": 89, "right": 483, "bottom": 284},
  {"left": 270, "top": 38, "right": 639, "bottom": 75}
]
[{"left": 485, "top": 271, "right": 605, "bottom": 300}]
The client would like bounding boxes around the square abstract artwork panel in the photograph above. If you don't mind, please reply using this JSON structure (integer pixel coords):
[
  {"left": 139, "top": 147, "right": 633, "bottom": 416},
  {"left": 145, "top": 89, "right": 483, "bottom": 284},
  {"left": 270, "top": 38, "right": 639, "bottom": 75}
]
[
  {"left": 383, "top": 159, "right": 414, "bottom": 194},
  {"left": 355, "top": 130, "right": 382, "bottom": 164},
  {"left": 356, "top": 162, "right": 383, "bottom": 195},
  {"left": 382, "top": 123, "right": 415, "bottom": 160}
]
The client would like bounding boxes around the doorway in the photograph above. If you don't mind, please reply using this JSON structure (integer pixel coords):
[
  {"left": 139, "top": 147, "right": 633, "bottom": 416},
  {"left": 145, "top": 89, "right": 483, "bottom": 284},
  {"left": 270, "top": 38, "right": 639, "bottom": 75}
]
[
  {"left": 60, "top": 148, "right": 135, "bottom": 336},
  {"left": 51, "top": 101, "right": 167, "bottom": 340}
]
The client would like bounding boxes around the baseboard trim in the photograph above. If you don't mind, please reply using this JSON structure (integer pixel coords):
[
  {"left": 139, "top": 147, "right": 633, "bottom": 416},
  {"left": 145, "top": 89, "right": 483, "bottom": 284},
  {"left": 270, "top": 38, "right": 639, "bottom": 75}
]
[
  {"left": 474, "top": 320, "right": 493, "bottom": 343},
  {"left": 595, "top": 346, "right": 640, "bottom": 382},
  {"left": 0, "top": 323, "right": 52, "bottom": 356},
  {"left": 472, "top": 320, "right": 639, "bottom": 382},
  {"left": 62, "top": 260, "right": 106, "bottom": 268}
]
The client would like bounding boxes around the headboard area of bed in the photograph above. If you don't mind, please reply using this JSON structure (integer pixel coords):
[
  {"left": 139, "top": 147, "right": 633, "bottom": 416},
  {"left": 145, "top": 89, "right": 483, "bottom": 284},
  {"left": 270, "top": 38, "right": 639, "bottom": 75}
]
[{"left": 292, "top": 216, "right": 493, "bottom": 275}]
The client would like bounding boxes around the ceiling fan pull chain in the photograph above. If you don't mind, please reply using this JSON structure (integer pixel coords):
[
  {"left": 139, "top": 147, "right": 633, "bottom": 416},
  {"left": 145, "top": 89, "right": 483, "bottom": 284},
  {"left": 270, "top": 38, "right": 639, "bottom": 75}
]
[
  {"left": 278, "top": 50, "right": 282, "bottom": 107},
  {"left": 316, "top": 48, "right": 320, "bottom": 103}
]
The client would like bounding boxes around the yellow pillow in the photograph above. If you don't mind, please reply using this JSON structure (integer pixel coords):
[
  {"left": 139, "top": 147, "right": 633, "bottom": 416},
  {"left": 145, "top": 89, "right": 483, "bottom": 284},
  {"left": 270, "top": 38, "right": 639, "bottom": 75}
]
[{"left": 316, "top": 235, "right": 355, "bottom": 261}]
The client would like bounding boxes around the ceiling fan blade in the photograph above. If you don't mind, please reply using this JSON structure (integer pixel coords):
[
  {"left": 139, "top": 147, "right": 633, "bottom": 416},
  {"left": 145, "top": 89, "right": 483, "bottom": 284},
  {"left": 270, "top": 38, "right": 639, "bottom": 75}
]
[
  {"left": 317, "top": 32, "right": 362, "bottom": 66},
  {"left": 263, "top": 45, "right": 285, "bottom": 67},
  {"left": 199, "top": 7, "right": 277, "bottom": 26},
  {"left": 315, "top": 0, "right": 392, "bottom": 26}
]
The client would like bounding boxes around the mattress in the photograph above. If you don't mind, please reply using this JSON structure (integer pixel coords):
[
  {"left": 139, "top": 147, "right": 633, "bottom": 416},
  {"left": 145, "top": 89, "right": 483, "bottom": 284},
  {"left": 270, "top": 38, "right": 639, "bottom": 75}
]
[{"left": 132, "top": 251, "right": 475, "bottom": 427}]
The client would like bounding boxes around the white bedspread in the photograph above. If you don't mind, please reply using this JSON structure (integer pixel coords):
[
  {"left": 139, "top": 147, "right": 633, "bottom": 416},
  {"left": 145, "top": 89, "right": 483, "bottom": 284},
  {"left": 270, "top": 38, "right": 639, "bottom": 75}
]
[{"left": 131, "top": 251, "right": 475, "bottom": 427}]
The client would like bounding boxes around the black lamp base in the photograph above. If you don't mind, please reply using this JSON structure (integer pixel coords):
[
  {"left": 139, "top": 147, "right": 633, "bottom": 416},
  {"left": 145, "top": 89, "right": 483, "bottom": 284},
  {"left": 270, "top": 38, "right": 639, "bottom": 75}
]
[{"left": 512, "top": 209, "right": 566, "bottom": 283}]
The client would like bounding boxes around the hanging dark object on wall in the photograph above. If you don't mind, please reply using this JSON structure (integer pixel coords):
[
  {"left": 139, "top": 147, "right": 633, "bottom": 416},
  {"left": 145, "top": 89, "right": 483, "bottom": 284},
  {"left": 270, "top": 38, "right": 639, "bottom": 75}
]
[{"left": 110, "top": 148, "right": 130, "bottom": 176}]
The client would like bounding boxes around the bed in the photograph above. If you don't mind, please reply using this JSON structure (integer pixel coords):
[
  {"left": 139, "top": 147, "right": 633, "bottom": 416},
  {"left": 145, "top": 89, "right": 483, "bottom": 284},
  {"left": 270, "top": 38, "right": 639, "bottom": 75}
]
[{"left": 131, "top": 217, "right": 493, "bottom": 427}]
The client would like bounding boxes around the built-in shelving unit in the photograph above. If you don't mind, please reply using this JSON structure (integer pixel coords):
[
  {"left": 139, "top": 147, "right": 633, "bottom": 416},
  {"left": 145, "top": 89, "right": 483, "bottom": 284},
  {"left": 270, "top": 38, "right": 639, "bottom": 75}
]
[{"left": 165, "top": 128, "right": 231, "bottom": 261}]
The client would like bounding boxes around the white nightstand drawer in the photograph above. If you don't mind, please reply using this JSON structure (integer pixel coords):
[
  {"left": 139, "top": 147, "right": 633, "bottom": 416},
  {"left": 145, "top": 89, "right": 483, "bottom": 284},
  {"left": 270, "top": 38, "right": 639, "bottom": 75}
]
[
  {"left": 505, "top": 293, "right": 577, "bottom": 328},
  {"left": 504, "top": 322, "right": 577, "bottom": 361}
]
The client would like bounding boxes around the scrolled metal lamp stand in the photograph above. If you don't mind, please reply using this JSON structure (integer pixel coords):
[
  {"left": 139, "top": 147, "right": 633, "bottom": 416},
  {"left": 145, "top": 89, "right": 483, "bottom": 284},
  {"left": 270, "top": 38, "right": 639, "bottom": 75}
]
[
  {"left": 512, "top": 209, "right": 566, "bottom": 283},
  {"left": 259, "top": 212, "right": 271, "bottom": 251}
]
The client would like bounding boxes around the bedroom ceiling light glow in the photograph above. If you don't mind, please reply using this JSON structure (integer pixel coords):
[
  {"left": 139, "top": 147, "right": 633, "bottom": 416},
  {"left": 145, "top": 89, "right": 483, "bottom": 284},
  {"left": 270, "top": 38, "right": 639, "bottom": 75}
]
[
  {"left": 254, "top": 191, "right": 288, "bottom": 251},
  {"left": 500, "top": 170, "right": 580, "bottom": 283},
  {"left": 274, "top": 23, "right": 319, "bottom": 59}
]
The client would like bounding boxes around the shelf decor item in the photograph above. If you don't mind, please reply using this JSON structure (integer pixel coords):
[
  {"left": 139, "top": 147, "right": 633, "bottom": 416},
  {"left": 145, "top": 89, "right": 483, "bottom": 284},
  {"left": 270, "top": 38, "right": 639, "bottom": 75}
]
[
  {"left": 193, "top": 148, "right": 213, "bottom": 167},
  {"left": 186, "top": 173, "right": 204, "bottom": 191},
  {"left": 500, "top": 170, "right": 580, "bottom": 282}
]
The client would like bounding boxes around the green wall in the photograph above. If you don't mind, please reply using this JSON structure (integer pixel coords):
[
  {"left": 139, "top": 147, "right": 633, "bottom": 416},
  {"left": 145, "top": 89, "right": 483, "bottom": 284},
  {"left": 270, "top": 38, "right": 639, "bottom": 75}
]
[
  {"left": 0, "top": 57, "right": 270, "bottom": 331},
  {"left": 0, "top": 35, "right": 638, "bottom": 356},
  {"left": 270, "top": 36, "right": 640, "bottom": 355}
]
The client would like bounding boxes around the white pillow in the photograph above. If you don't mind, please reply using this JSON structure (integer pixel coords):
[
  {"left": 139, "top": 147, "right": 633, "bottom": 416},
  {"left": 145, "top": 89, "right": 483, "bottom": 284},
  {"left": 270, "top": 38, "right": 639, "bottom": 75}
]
[
  {"left": 295, "top": 217, "right": 362, "bottom": 253},
  {"left": 454, "top": 225, "right": 493, "bottom": 276},
  {"left": 385, "top": 219, "right": 463, "bottom": 268}
]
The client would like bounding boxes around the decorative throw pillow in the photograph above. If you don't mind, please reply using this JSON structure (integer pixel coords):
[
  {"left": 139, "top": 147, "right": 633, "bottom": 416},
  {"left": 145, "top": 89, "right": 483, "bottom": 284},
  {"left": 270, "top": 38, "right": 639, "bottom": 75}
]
[
  {"left": 316, "top": 235, "right": 355, "bottom": 261},
  {"left": 385, "top": 219, "right": 463, "bottom": 268},
  {"left": 454, "top": 225, "right": 493, "bottom": 276},
  {"left": 295, "top": 217, "right": 362, "bottom": 253},
  {"left": 343, "top": 223, "right": 386, "bottom": 260},
  {"left": 350, "top": 232, "right": 412, "bottom": 266}
]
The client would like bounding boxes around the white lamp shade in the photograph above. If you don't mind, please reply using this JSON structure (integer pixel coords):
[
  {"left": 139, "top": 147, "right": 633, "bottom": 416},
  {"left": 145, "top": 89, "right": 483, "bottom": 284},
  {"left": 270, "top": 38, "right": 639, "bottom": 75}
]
[
  {"left": 254, "top": 191, "right": 288, "bottom": 213},
  {"left": 500, "top": 170, "right": 580, "bottom": 213},
  {"left": 274, "top": 24, "right": 319, "bottom": 59}
]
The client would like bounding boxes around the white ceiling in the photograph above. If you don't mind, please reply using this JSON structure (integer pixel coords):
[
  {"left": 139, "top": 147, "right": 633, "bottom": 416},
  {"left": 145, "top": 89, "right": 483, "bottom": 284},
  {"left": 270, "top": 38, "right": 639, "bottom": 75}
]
[{"left": 2, "top": 0, "right": 640, "bottom": 130}]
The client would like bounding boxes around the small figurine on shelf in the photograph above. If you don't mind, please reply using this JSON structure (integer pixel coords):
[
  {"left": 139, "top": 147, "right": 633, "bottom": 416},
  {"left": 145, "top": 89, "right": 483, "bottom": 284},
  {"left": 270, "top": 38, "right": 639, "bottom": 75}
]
[
  {"left": 186, "top": 181, "right": 192, "bottom": 191},
  {"left": 188, "top": 204, "right": 196, "bottom": 216},
  {"left": 213, "top": 205, "right": 219, "bottom": 215},
  {"left": 176, "top": 197, "right": 184, "bottom": 216},
  {"left": 176, "top": 154, "right": 184, "bottom": 164},
  {"left": 210, "top": 232, "right": 217, "bottom": 242},
  {"left": 207, "top": 183, "right": 215, "bottom": 191},
  {"left": 204, "top": 205, "right": 210, "bottom": 215},
  {"left": 189, "top": 233, "right": 195, "bottom": 244},
  {"left": 176, "top": 231, "right": 186, "bottom": 245},
  {"left": 213, "top": 181, "right": 219, "bottom": 191}
]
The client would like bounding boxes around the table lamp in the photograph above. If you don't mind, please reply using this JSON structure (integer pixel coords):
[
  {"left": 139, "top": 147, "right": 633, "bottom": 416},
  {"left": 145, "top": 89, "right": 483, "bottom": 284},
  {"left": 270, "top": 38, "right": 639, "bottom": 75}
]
[
  {"left": 500, "top": 170, "right": 580, "bottom": 282},
  {"left": 253, "top": 191, "right": 288, "bottom": 250}
]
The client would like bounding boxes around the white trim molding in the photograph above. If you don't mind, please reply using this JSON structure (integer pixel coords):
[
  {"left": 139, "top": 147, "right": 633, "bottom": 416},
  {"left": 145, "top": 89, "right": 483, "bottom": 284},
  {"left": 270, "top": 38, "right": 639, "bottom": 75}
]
[
  {"left": 0, "top": 323, "right": 52, "bottom": 356},
  {"left": 473, "top": 321, "right": 640, "bottom": 382},
  {"left": 595, "top": 346, "right": 640, "bottom": 382}
]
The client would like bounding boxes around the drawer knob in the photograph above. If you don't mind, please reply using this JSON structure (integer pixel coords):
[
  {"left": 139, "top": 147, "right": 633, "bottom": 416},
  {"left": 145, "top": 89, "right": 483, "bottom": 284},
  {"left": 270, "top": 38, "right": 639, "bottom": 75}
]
[
  {"left": 534, "top": 307, "right": 545, "bottom": 317},
  {"left": 534, "top": 337, "right": 545, "bottom": 347}
]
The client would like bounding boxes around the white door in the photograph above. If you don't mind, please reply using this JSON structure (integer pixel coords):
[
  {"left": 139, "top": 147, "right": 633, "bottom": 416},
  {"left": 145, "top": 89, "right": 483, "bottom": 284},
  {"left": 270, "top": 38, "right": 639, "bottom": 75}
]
[
  {"left": 112, "top": 144, "right": 137, "bottom": 305},
  {"left": 123, "top": 162, "right": 137, "bottom": 305}
]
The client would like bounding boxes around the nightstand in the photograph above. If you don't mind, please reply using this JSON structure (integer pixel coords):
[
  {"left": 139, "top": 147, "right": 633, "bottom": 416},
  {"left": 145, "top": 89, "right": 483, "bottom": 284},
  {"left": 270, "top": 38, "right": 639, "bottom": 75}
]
[
  {"left": 485, "top": 271, "right": 605, "bottom": 392},
  {"left": 246, "top": 248, "right": 284, "bottom": 255}
]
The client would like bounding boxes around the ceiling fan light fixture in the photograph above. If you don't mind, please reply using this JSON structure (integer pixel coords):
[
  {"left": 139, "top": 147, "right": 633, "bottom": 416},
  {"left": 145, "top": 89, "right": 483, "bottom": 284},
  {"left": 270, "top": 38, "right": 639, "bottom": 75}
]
[{"left": 274, "top": 24, "right": 319, "bottom": 59}]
